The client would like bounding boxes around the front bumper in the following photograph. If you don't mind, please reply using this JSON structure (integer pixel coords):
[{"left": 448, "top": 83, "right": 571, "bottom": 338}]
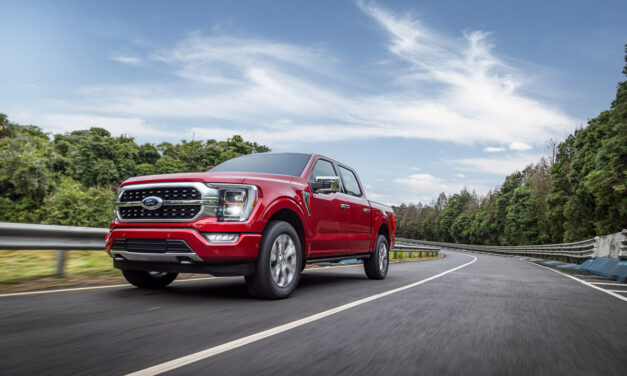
[
  {"left": 106, "top": 227, "right": 261, "bottom": 274},
  {"left": 112, "top": 259, "right": 255, "bottom": 276}
]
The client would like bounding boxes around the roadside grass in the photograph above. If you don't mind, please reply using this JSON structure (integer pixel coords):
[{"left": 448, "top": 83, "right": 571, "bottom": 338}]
[
  {"left": 389, "top": 251, "right": 441, "bottom": 262},
  {"left": 0, "top": 249, "right": 442, "bottom": 293},
  {"left": 0, "top": 250, "right": 121, "bottom": 292}
]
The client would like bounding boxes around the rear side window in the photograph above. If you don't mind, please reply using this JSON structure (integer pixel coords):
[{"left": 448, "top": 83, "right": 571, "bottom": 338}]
[
  {"left": 309, "top": 159, "right": 337, "bottom": 182},
  {"left": 339, "top": 166, "right": 362, "bottom": 196}
]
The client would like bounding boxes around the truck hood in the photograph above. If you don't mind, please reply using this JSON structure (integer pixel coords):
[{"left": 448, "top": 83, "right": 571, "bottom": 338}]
[
  {"left": 121, "top": 172, "right": 247, "bottom": 186},
  {"left": 121, "top": 171, "right": 295, "bottom": 187}
]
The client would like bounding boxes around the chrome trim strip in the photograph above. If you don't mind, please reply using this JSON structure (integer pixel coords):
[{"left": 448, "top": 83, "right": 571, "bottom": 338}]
[
  {"left": 110, "top": 250, "right": 204, "bottom": 262},
  {"left": 116, "top": 199, "right": 218, "bottom": 207}
]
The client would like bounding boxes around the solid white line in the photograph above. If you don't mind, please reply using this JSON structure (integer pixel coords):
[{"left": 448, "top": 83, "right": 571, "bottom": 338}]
[
  {"left": 524, "top": 261, "right": 627, "bottom": 302},
  {"left": 606, "top": 290, "right": 627, "bottom": 294},
  {"left": 0, "top": 276, "right": 223, "bottom": 298},
  {"left": 0, "top": 258, "right": 438, "bottom": 298},
  {"left": 126, "top": 254, "right": 477, "bottom": 376},
  {"left": 0, "top": 264, "right": 364, "bottom": 298},
  {"left": 588, "top": 282, "right": 626, "bottom": 286}
]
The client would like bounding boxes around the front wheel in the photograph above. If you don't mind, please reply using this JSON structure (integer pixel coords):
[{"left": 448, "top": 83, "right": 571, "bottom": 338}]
[
  {"left": 122, "top": 269, "right": 178, "bottom": 289},
  {"left": 245, "top": 221, "right": 302, "bottom": 299},
  {"left": 364, "top": 235, "right": 389, "bottom": 279}
]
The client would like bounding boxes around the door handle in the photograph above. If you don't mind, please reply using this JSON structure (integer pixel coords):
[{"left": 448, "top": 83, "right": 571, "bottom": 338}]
[
  {"left": 340, "top": 203, "right": 350, "bottom": 209},
  {"left": 363, "top": 208, "right": 371, "bottom": 213}
]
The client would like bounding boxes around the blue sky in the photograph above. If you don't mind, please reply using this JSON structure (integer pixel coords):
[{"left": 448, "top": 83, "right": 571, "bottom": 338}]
[{"left": 1, "top": 0, "right": 626, "bottom": 205}]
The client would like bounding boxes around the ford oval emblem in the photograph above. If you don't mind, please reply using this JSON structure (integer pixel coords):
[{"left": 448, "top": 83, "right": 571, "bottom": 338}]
[{"left": 141, "top": 196, "right": 163, "bottom": 210}]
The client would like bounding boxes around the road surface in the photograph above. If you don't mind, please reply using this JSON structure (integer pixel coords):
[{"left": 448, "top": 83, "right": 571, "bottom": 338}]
[{"left": 1, "top": 250, "right": 625, "bottom": 375}]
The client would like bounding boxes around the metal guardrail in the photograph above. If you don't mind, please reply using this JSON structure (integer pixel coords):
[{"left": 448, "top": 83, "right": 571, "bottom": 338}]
[
  {"left": 0, "top": 222, "right": 442, "bottom": 277},
  {"left": 4, "top": 221, "right": 618, "bottom": 275},
  {"left": 391, "top": 243, "right": 440, "bottom": 258},
  {"left": 397, "top": 230, "right": 627, "bottom": 262},
  {"left": 0, "top": 222, "right": 108, "bottom": 276}
]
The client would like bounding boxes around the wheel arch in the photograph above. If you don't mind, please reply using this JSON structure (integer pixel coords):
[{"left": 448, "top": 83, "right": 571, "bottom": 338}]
[
  {"left": 261, "top": 198, "right": 308, "bottom": 259},
  {"left": 378, "top": 223, "right": 390, "bottom": 246}
]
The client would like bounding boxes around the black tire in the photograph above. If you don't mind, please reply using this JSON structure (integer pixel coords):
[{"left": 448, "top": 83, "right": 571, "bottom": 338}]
[
  {"left": 245, "top": 221, "right": 303, "bottom": 299},
  {"left": 364, "top": 235, "right": 389, "bottom": 279},
  {"left": 122, "top": 269, "right": 178, "bottom": 289}
]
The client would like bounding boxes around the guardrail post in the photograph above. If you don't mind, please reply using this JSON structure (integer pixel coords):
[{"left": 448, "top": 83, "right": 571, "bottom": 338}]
[{"left": 56, "top": 250, "right": 67, "bottom": 277}]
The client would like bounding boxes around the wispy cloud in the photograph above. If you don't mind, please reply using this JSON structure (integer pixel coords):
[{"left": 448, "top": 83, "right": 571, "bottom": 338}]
[
  {"left": 110, "top": 55, "right": 143, "bottom": 65},
  {"left": 451, "top": 154, "right": 542, "bottom": 175},
  {"left": 392, "top": 172, "right": 490, "bottom": 203},
  {"left": 483, "top": 146, "right": 506, "bottom": 152},
  {"left": 509, "top": 142, "right": 532, "bottom": 151},
  {"left": 394, "top": 173, "right": 460, "bottom": 201},
  {"left": 356, "top": 1, "right": 577, "bottom": 146},
  {"left": 153, "top": 33, "right": 338, "bottom": 84}
]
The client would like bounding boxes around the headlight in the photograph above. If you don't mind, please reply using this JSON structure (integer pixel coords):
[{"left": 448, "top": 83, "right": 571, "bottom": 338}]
[{"left": 205, "top": 183, "right": 258, "bottom": 222}]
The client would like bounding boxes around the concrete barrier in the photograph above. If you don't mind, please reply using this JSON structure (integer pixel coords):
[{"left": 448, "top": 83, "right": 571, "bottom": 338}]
[{"left": 578, "top": 258, "right": 627, "bottom": 283}]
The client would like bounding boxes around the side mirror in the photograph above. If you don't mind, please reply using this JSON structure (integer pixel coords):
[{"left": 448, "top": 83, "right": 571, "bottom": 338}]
[{"left": 311, "top": 176, "right": 340, "bottom": 194}]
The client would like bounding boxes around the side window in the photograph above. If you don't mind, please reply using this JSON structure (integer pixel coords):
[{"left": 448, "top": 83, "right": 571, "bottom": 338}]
[
  {"left": 339, "top": 166, "right": 362, "bottom": 197},
  {"left": 309, "top": 159, "right": 338, "bottom": 182}
]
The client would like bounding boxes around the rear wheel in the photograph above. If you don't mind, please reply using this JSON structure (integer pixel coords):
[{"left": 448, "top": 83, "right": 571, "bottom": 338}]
[
  {"left": 245, "top": 221, "right": 302, "bottom": 299},
  {"left": 122, "top": 269, "right": 178, "bottom": 289},
  {"left": 364, "top": 235, "right": 389, "bottom": 279}
]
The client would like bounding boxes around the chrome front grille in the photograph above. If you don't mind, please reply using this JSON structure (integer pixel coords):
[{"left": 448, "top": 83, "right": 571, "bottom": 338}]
[
  {"left": 119, "top": 187, "right": 201, "bottom": 202},
  {"left": 114, "top": 182, "right": 218, "bottom": 222},
  {"left": 118, "top": 205, "right": 200, "bottom": 220}
]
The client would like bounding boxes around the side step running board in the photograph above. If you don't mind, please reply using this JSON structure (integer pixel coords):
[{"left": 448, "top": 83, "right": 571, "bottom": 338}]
[{"left": 306, "top": 253, "right": 371, "bottom": 264}]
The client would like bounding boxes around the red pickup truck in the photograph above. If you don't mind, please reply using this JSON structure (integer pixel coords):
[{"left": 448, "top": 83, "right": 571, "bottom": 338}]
[{"left": 106, "top": 153, "right": 396, "bottom": 299}]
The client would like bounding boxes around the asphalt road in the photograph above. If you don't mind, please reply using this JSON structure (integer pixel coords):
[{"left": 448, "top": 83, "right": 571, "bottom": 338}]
[{"left": 1, "top": 250, "right": 625, "bottom": 376}]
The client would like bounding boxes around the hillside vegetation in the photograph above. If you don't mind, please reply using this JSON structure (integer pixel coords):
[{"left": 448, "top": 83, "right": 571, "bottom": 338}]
[
  {"left": 394, "top": 48, "right": 626, "bottom": 244},
  {"left": 0, "top": 120, "right": 269, "bottom": 227}
]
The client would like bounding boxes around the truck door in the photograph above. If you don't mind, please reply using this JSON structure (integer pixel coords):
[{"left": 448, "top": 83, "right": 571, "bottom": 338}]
[
  {"left": 307, "top": 158, "right": 345, "bottom": 256},
  {"left": 336, "top": 165, "right": 372, "bottom": 253}
]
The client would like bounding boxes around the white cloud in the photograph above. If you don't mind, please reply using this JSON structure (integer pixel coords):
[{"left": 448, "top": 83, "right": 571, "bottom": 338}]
[
  {"left": 394, "top": 173, "right": 461, "bottom": 201},
  {"left": 152, "top": 33, "right": 338, "bottom": 84},
  {"left": 410, "top": 166, "right": 421, "bottom": 171},
  {"left": 509, "top": 141, "right": 532, "bottom": 151},
  {"left": 12, "top": 112, "right": 180, "bottom": 140},
  {"left": 391, "top": 172, "right": 491, "bottom": 203},
  {"left": 483, "top": 146, "right": 505, "bottom": 152},
  {"left": 110, "top": 55, "right": 143, "bottom": 65},
  {"left": 451, "top": 154, "right": 542, "bottom": 175},
  {"left": 355, "top": 1, "right": 577, "bottom": 145},
  {"left": 454, "top": 173, "right": 465, "bottom": 178}
]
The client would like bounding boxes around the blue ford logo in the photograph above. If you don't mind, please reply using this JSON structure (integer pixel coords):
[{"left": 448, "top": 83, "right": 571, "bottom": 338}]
[{"left": 141, "top": 196, "right": 163, "bottom": 210}]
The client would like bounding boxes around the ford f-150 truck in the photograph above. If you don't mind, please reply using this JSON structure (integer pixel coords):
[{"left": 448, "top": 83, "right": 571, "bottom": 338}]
[{"left": 106, "top": 152, "right": 396, "bottom": 299}]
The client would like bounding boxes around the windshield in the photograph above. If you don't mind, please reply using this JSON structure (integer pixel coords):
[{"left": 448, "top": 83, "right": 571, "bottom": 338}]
[{"left": 210, "top": 153, "right": 312, "bottom": 176}]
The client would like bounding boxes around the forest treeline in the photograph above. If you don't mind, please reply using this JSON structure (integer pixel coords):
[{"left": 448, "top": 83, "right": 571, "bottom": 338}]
[
  {"left": 0, "top": 118, "right": 269, "bottom": 227},
  {"left": 393, "top": 48, "right": 626, "bottom": 244}
]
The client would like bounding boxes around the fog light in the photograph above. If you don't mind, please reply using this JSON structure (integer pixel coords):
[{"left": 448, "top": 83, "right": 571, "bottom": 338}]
[{"left": 205, "top": 233, "right": 240, "bottom": 243}]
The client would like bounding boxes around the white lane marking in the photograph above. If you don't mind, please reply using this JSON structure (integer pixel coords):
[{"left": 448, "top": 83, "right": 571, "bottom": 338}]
[
  {"left": 0, "top": 259, "right": 431, "bottom": 298},
  {"left": 525, "top": 262, "right": 627, "bottom": 302},
  {"left": 0, "top": 276, "right": 223, "bottom": 298},
  {"left": 589, "top": 282, "right": 626, "bottom": 286},
  {"left": 606, "top": 290, "right": 627, "bottom": 294},
  {"left": 126, "top": 254, "right": 477, "bottom": 376}
]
